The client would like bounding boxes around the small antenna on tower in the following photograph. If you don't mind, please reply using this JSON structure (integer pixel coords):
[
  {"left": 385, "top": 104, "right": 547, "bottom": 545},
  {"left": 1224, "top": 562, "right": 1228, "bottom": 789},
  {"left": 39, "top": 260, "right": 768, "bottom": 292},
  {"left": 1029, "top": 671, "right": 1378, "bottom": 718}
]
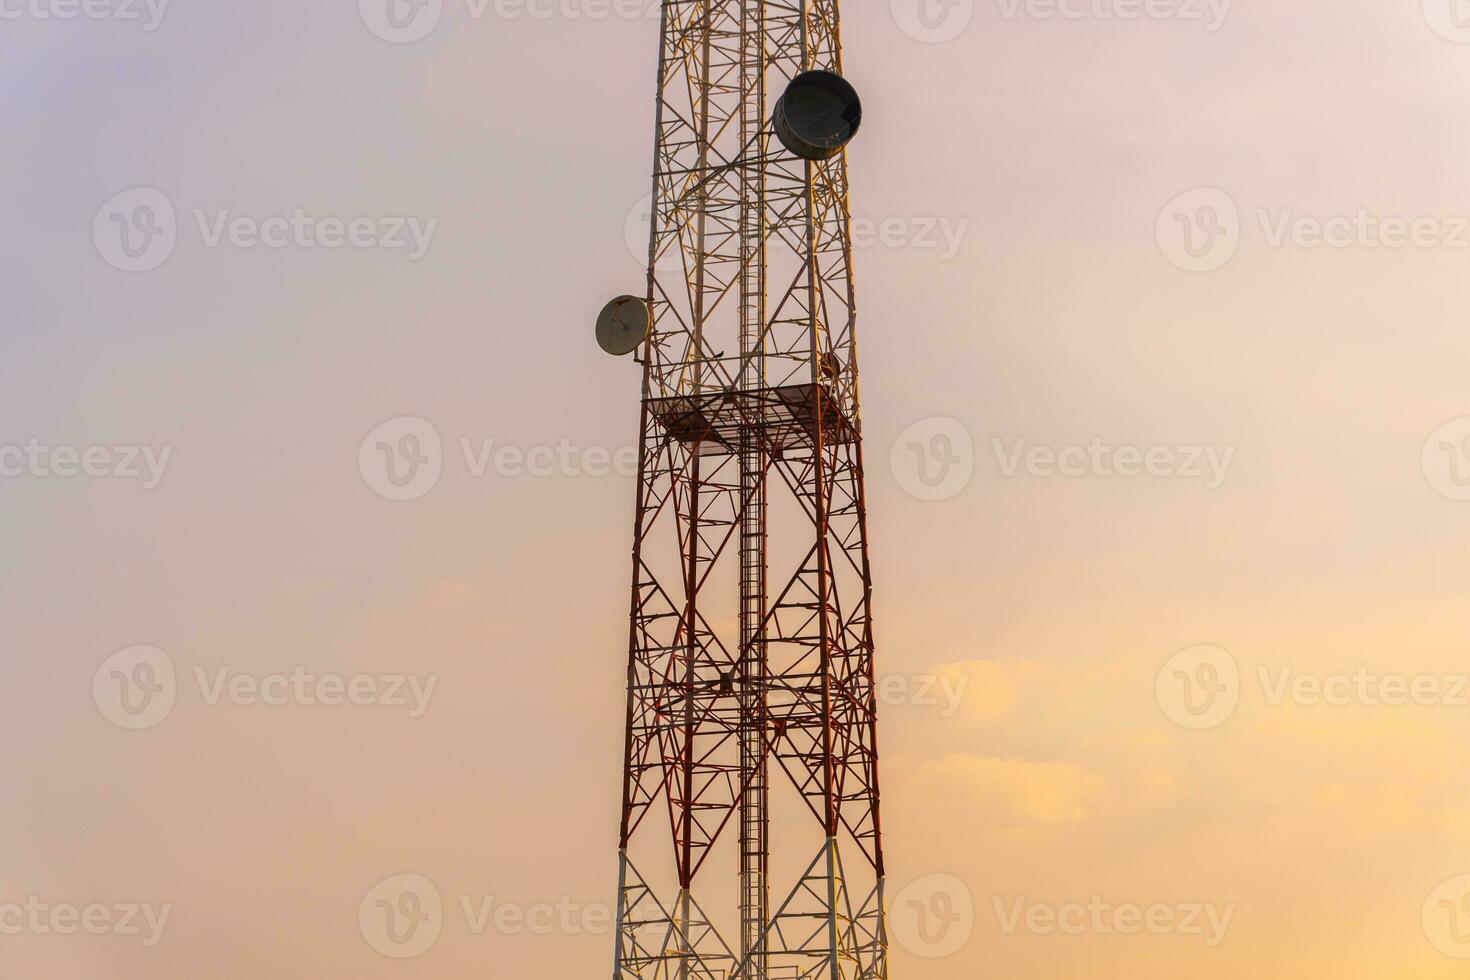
[{"left": 596, "top": 295, "right": 651, "bottom": 357}]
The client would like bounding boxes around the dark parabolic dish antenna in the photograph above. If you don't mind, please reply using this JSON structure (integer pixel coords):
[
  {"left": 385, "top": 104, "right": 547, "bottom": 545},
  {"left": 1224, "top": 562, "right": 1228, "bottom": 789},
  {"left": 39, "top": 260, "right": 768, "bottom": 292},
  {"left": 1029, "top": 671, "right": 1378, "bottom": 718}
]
[{"left": 773, "top": 70, "right": 863, "bottom": 161}]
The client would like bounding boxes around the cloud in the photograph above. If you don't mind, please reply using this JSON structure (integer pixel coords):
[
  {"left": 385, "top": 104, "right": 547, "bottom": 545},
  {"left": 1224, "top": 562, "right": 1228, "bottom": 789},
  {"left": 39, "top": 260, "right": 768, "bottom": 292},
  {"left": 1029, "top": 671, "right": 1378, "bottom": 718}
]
[
  {"left": 928, "top": 659, "right": 1020, "bottom": 721},
  {"left": 913, "top": 752, "right": 1108, "bottom": 830}
]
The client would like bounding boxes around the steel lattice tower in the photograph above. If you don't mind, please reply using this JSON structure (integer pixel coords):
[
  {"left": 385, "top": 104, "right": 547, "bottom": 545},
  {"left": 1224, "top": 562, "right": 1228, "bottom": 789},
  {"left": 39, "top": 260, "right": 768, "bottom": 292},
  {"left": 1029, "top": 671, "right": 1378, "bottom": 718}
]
[{"left": 607, "top": 0, "right": 888, "bottom": 977}]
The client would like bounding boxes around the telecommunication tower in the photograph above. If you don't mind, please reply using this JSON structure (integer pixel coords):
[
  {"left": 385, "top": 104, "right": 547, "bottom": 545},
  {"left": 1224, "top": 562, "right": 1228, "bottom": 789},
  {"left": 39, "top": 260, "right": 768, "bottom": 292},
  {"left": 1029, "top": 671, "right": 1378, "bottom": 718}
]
[{"left": 596, "top": 2, "right": 888, "bottom": 975}]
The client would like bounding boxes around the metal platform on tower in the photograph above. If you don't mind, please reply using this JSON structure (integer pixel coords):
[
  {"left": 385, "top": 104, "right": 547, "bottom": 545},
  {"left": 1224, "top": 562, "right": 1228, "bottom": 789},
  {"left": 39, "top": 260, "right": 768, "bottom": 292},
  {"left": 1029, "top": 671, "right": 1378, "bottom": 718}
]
[{"left": 648, "top": 384, "right": 858, "bottom": 457}]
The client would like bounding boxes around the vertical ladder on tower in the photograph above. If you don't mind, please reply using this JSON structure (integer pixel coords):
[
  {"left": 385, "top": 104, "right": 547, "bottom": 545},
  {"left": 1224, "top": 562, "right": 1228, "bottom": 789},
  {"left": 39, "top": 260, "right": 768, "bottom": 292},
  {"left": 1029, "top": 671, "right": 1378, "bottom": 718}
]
[{"left": 736, "top": 0, "right": 768, "bottom": 973}]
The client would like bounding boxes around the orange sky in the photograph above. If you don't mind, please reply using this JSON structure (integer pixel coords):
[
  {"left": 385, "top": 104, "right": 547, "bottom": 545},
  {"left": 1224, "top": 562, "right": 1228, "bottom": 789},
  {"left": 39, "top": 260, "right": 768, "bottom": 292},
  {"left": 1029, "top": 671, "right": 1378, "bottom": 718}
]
[{"left": 5, "top": 0, "right": 1470, "bottom": 976}]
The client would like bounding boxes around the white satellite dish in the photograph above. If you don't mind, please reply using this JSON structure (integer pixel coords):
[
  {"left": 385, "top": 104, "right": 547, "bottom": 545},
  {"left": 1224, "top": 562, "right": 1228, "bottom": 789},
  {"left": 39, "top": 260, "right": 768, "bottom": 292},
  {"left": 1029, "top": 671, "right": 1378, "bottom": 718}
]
[{"left": 597, "top": 295, "right": 651, "bottom": 357}]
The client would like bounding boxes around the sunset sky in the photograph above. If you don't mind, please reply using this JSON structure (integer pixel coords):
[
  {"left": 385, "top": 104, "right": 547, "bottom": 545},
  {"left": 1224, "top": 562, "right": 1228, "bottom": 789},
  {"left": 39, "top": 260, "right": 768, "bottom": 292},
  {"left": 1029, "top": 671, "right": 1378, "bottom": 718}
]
[{"left": 6, "top": 0, "right": 1470, "bottom": 976}]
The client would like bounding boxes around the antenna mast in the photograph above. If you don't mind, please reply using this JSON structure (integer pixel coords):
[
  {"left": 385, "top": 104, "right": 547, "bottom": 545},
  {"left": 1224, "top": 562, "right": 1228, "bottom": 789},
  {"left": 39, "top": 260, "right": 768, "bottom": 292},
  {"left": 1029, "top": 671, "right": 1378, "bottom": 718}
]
[{"left": 600, "top": 1, "right": 886, "bottom": 976}]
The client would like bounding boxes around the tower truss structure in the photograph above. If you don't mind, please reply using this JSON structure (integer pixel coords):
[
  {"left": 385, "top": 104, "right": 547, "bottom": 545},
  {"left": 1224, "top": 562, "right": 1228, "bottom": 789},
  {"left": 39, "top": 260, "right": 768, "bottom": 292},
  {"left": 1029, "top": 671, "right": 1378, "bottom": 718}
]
[{"left": 611, "top": 1, "right": 888, "bottom": 978}]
